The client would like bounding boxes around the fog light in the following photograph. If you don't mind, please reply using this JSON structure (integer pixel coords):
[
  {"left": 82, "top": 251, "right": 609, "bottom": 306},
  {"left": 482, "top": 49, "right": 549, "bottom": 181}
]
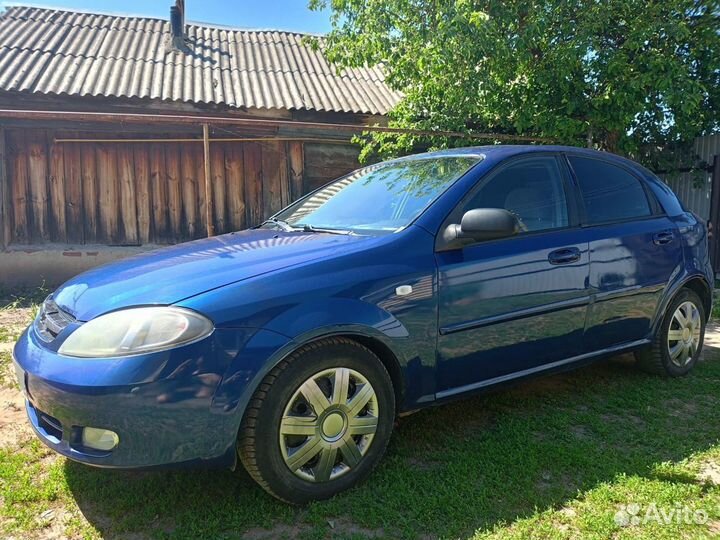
[{"left": 82, "top": 427, "right": 119, "bottom": 451}]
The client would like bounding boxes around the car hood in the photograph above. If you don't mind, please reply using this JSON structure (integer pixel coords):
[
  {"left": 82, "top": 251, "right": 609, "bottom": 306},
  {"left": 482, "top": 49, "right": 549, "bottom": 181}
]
[{"left": 53, "top": 229, "right": 370, "bottom": 321}]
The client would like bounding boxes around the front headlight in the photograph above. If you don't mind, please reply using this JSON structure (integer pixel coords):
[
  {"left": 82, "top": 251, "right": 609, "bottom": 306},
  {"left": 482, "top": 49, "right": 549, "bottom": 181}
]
[{"left": 58, "top": 307, "right": 214, "bottom": 358}]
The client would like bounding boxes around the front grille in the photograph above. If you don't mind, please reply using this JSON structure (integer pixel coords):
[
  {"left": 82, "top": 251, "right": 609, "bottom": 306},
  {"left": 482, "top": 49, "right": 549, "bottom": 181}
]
[{"left": 34, "top": 296, "right": 75, "bottom": 342}]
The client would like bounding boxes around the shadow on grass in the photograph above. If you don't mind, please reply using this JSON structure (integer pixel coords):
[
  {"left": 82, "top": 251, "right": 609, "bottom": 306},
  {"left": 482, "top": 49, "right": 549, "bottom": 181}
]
[{"left": 64, "top": 343, "right": 720, "bottom": 539}]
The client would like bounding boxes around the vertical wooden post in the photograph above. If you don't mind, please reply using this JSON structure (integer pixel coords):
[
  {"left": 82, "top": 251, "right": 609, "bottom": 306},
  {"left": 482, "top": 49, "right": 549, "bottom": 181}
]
[
  {"left": 288, "top": 141, "right": 304, "bottom": 201},
  {"left": 0, "top": 127, "right": 8, "bottom": 248},
  {"left": 47, "top": 131, "right": 67, "bottom": 243},
  {"left": 243, "top": 143, "right": 263, "bottom": 226},
  {"left": 203, "top": 124, "right": 215, "bottom": 237},
  {"left": 27, "top": 134, "right": 49, "bottom": 242}
]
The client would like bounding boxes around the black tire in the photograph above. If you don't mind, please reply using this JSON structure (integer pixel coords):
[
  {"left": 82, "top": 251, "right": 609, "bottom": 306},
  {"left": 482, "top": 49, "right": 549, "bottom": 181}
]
[
  {"left": 635, "top": 288, "right": 706, "bottom": 376},
  {"left": 237, "top": 337, "right": 395, "bottom": 504}
]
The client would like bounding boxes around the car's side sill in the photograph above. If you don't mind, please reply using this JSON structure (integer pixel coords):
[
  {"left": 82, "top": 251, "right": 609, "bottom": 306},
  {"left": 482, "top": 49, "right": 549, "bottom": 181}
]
[{"left": 435, "top": 338, "right": 651, "bottom": 400}]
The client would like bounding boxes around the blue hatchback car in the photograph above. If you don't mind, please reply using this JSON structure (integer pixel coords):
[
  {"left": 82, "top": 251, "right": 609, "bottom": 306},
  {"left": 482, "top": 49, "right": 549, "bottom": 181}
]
[{"left": 13, "top": 145, "right": 713, "bottom": 503}]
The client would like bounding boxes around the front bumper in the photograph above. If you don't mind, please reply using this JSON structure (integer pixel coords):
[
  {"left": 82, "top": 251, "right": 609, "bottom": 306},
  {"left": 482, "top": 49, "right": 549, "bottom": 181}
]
[{"left": 12, "top": 326, "right": 258, "bottom": 469}]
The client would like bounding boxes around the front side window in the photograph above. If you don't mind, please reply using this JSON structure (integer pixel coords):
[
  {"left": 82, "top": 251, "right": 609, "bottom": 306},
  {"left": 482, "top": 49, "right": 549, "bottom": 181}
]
[
  {"left": 569, "top": 156, "right": 651, "bottom": 224},
  {"left": 462, "top": 156, "right": 569, "bottom": 233},
  {"left": 270, "top": 156, "right": 481, "bottom": 234}
]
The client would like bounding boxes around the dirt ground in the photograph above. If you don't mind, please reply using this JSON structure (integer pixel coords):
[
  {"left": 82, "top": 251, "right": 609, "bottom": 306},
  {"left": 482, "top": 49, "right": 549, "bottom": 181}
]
[
  {"left": 0, "top": 304, "right": 34, "bottom": 446},
  {"left": 0, "top": 386, "right": 29, "bottom": 447}
]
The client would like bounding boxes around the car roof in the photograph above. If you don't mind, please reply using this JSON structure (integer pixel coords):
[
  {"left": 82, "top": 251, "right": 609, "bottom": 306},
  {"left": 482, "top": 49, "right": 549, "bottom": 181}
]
[
  {"left": 412, "top": 145, "right": 651, "bottom": 174},
  {"left": 377, "top": 145, "right": 663, "bottom": 202}
]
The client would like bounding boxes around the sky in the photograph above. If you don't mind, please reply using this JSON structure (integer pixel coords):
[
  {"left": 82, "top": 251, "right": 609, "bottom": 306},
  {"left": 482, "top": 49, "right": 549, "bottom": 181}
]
[{"left": 0, "top": 0, "right": 334, "bottom": 33}]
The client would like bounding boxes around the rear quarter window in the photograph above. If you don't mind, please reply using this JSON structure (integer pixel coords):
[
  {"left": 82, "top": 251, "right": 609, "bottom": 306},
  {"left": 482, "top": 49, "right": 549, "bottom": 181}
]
[{"left": 569, "top": 156, "right": 652, "bottom": 224}]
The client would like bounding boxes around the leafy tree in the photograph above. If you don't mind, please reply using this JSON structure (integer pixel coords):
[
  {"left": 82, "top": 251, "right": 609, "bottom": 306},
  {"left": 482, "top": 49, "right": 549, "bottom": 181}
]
[{"left": 310, "top": 0, "right": 720, "bottom": 169}]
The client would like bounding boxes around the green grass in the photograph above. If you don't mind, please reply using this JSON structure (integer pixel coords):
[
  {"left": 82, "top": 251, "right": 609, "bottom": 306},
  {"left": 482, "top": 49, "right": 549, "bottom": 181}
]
[
  {"left": 0, "top": 283, "right": 50, "bottom": 314},
  {"left": 0, "top": 283, "right": 48, "bottom": 345},
  {"left": 1, "top": 292, "right": 720, "bottom": 538}
]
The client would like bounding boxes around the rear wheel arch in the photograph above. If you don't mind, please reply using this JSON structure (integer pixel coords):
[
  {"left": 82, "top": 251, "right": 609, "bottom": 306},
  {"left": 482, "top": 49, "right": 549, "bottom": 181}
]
[
  {"left": 652, "top": 275, "right": 712, "bottom": 336},
  {"left": 637, "top": 287, "right": 705, "bottom": 376},
  {"left": 682, "top": 277, "right": 712, "bottom": 321}
]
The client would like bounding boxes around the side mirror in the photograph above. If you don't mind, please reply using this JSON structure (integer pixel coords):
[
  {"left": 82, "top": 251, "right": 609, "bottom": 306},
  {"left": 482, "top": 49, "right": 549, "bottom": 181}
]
[{"left": 443, "top": 208, "right": 519, "bottom": 244}]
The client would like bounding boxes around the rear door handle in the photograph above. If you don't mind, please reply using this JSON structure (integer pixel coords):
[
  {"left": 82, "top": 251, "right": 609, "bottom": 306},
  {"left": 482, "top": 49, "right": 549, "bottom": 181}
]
[
  {"left": 548, "top": 247, "right": 581, "bottom": 265},
  {"left": 653, "top": 230, "right": 674, "bottom": 245}
]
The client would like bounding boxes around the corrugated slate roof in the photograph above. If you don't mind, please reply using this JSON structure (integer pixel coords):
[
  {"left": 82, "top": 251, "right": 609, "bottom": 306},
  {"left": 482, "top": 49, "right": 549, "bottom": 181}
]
[{"left": 0, "top": 5, "right": 402, "bottom": 115}]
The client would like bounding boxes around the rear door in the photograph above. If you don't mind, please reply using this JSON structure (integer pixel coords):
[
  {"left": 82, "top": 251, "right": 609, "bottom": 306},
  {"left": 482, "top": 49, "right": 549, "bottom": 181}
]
[
  {"left": 435, "top": 154, "right": 591, "bottom": 396},
  {"left": 566, "top": 155, "right": 683, "bottom": 351}
]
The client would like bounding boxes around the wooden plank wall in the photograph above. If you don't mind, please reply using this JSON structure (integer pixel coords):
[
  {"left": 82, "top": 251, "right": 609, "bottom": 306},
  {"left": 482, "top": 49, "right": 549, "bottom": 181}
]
[
  {"left": 2, "top": 130, "right": 359, "bottom": 246},
  {"left": 303, "top": 143, "right": 361, "bottom": 193}
]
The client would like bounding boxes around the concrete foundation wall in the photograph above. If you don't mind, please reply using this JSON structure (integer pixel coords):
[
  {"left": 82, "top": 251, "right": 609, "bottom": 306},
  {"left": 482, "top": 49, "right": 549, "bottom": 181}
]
[{"left": 0, "top": 245, "right": 155, "bottom": 287}]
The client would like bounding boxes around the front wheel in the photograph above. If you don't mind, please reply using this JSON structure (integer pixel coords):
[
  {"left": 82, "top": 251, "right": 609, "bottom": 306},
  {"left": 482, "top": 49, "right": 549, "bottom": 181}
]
[
  {"left": 237, "top": 337, "right": 395, "bottom": 504},
  {"left": 635, "top": 288, "right": 706, "bottom": 376}
]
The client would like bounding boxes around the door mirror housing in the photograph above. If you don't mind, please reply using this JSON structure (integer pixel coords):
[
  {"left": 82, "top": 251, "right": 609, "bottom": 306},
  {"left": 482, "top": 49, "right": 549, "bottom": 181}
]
[{"left": 443, "top": 208, "right": 520, "bottom": 245}]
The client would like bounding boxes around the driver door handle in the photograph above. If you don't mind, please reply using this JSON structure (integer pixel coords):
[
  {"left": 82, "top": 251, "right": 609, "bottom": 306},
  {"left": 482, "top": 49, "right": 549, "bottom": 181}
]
[{"left": 548, "top": 247, "right": 581, "bottom": 265}]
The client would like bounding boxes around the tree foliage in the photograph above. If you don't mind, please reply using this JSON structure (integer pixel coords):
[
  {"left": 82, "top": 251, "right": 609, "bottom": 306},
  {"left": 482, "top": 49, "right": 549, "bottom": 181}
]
[{"left": 310, "top": 0, "right": 720, "bottom": 168}]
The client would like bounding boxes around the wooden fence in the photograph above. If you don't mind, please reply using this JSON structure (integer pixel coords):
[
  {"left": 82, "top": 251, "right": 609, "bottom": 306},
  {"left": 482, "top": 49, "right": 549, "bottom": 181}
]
[{"left": 2, "top": 128, "right": 360, "bottom": 246}]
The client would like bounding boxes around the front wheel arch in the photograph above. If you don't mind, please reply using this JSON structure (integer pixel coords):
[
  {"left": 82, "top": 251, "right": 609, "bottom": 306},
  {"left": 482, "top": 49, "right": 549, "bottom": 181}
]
[
  {"left": 248, "top": 331, "right": 406, "bottom": 418},
  {"left": 237, "top": 336, "right": 397, "bottom": 503},
  {"left": 254, "top": 327, "right": 407, "bottom": 415},
  {"left": 334, "top": 333, "right": 404, "bottom": 414}
]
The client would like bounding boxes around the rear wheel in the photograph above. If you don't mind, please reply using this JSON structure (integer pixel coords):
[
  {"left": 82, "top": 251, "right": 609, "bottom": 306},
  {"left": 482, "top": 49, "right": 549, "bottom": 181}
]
[
  {"left": 237, "top": 337, "right": 395, "bottom": 504},
  {"left": 635, "top": 288, "right": 706, "bottom": 376}
]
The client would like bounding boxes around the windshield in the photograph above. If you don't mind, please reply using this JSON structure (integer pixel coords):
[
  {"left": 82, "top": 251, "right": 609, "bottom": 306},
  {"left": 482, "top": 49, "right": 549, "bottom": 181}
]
[{"left": 268, "top": 155, "right": 481, "bottom": 234}]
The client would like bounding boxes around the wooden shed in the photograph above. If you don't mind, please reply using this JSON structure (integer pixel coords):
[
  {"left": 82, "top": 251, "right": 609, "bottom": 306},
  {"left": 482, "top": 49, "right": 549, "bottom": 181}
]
[{"left": 0, "top": 4, "right": 403, "bottom": 284}]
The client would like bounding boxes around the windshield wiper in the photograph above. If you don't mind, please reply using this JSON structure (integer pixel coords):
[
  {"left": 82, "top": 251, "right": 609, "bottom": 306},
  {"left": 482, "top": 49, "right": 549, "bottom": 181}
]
[
  {"left": 259, "top": 219, "right": 355, "bottom": 235},
  {"left": 300, "top": 224, "right": 356, "bottom": 236},
  {"left": 259, "top": 218, "right": 298, "bottom": 232}
]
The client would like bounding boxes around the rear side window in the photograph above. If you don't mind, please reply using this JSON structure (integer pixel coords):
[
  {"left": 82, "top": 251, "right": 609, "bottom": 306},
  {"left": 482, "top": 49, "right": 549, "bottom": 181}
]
[{"left": 569, "top": 156, "right": 651, "bottom": 224}]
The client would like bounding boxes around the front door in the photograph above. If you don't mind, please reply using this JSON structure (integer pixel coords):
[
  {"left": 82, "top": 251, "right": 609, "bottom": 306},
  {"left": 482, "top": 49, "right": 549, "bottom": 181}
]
[{"left": 435, "top": 155, "right": 591, "bottom": 396}]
